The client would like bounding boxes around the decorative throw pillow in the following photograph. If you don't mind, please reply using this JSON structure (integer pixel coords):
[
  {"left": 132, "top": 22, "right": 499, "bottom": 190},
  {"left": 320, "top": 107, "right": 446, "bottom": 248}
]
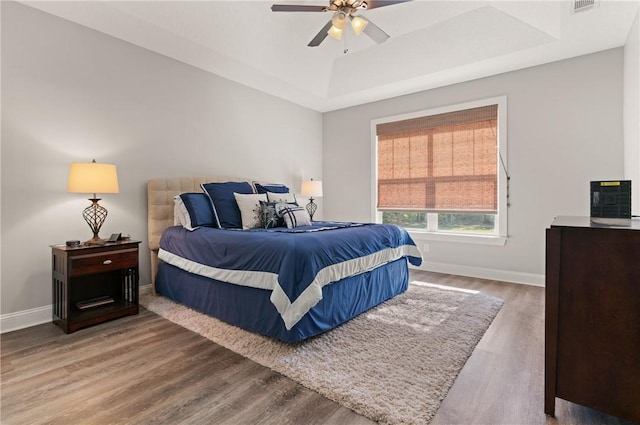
[
  {"left": 278, "top": 204, "right": 311, "bottom": 229},
  {"left": 254, "top": 182, "right": 290, "bottom": 194},
  {"left": 267, "top": 191, "right": 297, "bottom": 204},
  {"left": 259, "top": 201, "right": 286, "bottom": 228},
  {"left": 201, "top": 181, "right": 254, "bottom": 229},
  {"left": 174, "top": 193, "right": 216, "bottom": 230},
  {"left": 234, "top": 193, "right": 268, "bottom": 229}
]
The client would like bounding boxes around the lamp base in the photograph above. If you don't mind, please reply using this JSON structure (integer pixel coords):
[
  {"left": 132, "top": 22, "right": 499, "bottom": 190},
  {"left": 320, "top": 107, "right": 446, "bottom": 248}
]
[
  {"left": 82, "top": 198, "right": 108, "bottom": 244},
  {"left": 306, "top": 198, "right": 318, "bottom": 221},
  {"left": 84, "top": 236, "right": 107, "bottom": 245}
]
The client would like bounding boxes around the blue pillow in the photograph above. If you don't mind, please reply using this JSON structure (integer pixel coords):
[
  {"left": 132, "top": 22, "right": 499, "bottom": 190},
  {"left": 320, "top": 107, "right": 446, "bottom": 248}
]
[
  {"left": 254, "top": 182, "right": 290, "bottom": 194},
  {"left": 201, "top": 181, "right": 254, "bottom": 229},
  {"left": 177, "top": 193, "right": 216, "bottom": 229}
]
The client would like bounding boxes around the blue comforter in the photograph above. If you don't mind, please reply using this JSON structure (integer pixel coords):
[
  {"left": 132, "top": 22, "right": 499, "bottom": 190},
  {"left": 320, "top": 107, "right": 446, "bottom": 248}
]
[{"left": 158, "top": 221, "right": 422, "bottom": 329}]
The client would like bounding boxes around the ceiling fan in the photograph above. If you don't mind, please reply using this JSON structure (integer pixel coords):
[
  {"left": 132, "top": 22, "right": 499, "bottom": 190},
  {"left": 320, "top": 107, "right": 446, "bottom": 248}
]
[{"left": 271, "top": 0, "right": 412, "bottom": 48}]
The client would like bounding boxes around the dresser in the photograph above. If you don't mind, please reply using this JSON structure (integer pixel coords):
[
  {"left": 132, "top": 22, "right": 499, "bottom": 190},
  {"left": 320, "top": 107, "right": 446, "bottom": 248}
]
[{"left": 545, "top": 216, "right": 640, "bottom": 422}]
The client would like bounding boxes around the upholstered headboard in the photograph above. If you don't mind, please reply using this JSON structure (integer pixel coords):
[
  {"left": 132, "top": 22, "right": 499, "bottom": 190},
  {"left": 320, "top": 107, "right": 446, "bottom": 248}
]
[{"left": 147, "top": 177, "right": 250, "bottom": 287}]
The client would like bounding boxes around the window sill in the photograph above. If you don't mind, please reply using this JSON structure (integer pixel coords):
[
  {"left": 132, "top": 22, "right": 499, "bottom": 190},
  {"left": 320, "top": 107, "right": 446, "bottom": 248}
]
[{"left": 408, "top": 230, "right": 508, "bottom": 246}]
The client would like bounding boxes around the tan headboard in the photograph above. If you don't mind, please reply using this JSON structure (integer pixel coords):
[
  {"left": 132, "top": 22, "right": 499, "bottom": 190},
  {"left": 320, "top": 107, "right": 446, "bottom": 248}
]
[{"left": 147, "top": 177, "right": 250, "bottom": 287}]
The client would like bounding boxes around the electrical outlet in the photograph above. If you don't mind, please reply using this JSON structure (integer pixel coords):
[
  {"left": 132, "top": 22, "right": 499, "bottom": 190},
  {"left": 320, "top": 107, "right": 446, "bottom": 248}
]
[{"left": 422, "top": 243, "right": 429, "bottom": 252}]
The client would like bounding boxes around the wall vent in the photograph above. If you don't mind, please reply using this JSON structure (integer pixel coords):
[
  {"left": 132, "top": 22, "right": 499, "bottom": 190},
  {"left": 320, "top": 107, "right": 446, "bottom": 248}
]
[{"left": 573, "top": 0, "right": 599, "bottom": 12}]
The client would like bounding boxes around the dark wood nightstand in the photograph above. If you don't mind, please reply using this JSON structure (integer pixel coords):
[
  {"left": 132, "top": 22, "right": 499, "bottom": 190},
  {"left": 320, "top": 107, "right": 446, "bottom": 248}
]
[{"left": 51, "top": 240, "right": 140, "bottom": 333}]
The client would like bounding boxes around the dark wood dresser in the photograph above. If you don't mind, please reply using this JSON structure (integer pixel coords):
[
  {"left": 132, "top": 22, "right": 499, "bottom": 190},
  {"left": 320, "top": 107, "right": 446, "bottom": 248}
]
[{"left": 545, "top": 216, "right": 640, "bottom": 423}]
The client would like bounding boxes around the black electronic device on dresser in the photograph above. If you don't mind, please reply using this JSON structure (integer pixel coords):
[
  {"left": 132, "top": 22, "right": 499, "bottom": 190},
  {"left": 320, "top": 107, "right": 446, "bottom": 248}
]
[
  {"left": 590, "top": 180, "right": 631, "bottom": 218},
  {"left": 51, "top": 240, "right": 140, "bottom": 333}
]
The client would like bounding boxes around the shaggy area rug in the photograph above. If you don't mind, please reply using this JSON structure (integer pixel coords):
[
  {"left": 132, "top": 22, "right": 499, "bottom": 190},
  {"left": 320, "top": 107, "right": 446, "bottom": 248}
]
[{"left": 141, "top": 281, "right": 503, "bottom": 425}]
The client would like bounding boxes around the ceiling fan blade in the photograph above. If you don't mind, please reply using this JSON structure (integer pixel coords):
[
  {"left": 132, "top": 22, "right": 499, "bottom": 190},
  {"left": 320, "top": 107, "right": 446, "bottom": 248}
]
[
  {"left": 308, "top": 20, "right": 334, "bottom": 47},
  {"left": 364, "top": 0, "right": 412, "bottom": 10},
  {"left": 362, "top": 18, "right": 390, "bottom": 44},
  {"left": 271, "top": 4, "right": 327, "bottom": 12}
]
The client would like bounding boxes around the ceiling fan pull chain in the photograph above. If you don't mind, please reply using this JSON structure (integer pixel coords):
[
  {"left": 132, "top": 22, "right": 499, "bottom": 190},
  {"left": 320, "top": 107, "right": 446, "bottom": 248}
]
[{"left": 344, "top": 25, "right": 349, "bottom": 54}]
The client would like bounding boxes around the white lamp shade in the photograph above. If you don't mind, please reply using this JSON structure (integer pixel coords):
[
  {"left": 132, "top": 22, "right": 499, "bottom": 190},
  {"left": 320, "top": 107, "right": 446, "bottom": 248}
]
[
  {"left": 301, "top": 180, "right": 323, "bottom": 197},
  {"left": 68, "top": 162, "right": 119, "bottom": 194},
  {"left": 331, "top": 11, "right": 348, "bottom": 29},
  {"left": 351, "top": 16, "right": 368, "bottom": 36},
  {"left": 327, "top": 25, "right": 343, "bottom": 40}
]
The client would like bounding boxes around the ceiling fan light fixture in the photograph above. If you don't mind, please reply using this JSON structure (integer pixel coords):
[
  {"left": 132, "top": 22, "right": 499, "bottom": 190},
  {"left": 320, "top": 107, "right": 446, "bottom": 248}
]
[
  {"left": 327, "top": 25, "right": 343, "bottom": 40},
  {"left": 331, "top": 11, "right": 348, "bottom": 29},
  {"left": 351, "top": 16, "right": 368, "bottom": 35}
]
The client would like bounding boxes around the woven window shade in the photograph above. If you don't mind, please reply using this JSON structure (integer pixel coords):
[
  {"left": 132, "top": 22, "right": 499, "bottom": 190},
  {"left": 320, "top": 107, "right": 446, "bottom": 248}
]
[{"left": 377, "top": 105, "right": 498, "bottom": 213}]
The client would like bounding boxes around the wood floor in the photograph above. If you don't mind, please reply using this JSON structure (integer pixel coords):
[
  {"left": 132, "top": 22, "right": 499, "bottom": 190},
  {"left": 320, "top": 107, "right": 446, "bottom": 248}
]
[{"left": 1, "top": 270, "right": 637, "bottom": 425}]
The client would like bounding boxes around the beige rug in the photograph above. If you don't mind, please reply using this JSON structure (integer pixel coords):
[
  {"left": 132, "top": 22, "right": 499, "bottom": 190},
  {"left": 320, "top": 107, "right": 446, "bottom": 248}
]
[{"left": 141, "top": 281, "right": 503, "bottom": 425}]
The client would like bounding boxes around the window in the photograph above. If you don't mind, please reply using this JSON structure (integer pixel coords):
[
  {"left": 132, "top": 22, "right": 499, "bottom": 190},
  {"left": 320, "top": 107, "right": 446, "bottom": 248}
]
[{"left": 372, "top": 97, "right": 508, "bottom": 240}]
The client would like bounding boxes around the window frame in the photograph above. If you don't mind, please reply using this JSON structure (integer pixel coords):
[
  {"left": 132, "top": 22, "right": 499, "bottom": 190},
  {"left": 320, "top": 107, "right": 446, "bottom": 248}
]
[{"left": 370, "top": 96, "right": 508, "bottom": 245}]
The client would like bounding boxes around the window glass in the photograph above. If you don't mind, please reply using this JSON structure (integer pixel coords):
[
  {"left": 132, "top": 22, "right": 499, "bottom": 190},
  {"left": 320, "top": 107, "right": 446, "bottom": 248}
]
[{"left": 374, "top": 98, "right": 507, "bottom": 237}]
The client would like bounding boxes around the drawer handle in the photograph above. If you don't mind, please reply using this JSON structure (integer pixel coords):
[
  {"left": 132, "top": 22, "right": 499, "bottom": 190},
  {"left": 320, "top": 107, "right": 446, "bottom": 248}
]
[{"left": 103, "top": 259, "right": 113, "bottom": 265}]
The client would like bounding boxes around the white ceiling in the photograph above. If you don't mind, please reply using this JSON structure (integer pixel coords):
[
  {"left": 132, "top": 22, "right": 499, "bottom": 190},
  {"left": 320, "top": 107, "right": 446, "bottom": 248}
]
[{"left": 23, "top": 0, "right": 640, "bottom": 112}]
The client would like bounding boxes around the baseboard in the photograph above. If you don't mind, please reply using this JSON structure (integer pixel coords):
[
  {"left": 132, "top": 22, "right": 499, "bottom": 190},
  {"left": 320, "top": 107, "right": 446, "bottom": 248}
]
[
  {"left": 139, "top": 284, "right": 153, "bottom": 295},
  {"left": 411, "top": 261, "right": 545, "bottom": 287},
  {"left": 0, "top": 305, "right": 52, "bottom": 334},
  {"left": 1, "top": 285, "right": 154, "bottom": 334}
]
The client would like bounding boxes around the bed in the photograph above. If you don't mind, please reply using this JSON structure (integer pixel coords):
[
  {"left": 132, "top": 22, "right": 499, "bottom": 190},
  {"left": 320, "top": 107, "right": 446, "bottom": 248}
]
[{"left": 148, "top": 177, "right": 422, "bottom": 343}]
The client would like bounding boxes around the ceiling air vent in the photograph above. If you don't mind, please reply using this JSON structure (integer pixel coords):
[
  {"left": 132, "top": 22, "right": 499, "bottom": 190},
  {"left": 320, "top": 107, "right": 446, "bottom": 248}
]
[{"left": 573, "top": 0, "right": 599, "bottom": 13}]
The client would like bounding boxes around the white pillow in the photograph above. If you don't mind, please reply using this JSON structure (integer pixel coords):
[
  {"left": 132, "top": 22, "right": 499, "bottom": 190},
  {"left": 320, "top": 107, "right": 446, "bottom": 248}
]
[
  {"left": 173, "top": 196, "right": 191, "bottom": 228},
  {"left": 277, "top": 204, "right": 311, "bottom": 228},
  {"left": 267, "top": 191, "right": 297, "bottom": 204},
  {"left": 234, "top": 193, "right": 268, "bottom": 229}
]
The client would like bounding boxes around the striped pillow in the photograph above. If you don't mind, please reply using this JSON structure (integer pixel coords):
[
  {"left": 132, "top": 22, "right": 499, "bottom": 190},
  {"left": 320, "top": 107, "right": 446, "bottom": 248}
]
[{"left": 278, "top": 205, "right": 311, "bottom": 229}]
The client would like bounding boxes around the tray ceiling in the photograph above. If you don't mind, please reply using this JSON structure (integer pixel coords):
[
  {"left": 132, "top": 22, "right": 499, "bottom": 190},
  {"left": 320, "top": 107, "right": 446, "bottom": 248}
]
[{"left": 22, "top": 1, "right": 640, "bottom": 112}]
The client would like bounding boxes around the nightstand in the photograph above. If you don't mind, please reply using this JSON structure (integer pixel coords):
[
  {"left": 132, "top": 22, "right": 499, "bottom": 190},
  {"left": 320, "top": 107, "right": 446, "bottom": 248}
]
[{"left": 51, "top": 240, "right": 140, "bottom": 333}]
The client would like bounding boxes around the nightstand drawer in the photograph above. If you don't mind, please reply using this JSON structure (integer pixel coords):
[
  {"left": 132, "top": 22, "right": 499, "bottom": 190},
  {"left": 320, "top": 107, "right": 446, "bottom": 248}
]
[{"left": 69, "top": 249, "right": 138, "bottom": 277}]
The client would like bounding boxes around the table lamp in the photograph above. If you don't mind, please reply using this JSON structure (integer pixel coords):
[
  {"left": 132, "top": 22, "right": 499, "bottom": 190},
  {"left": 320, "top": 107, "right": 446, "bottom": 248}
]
[
  {"left": 68, "top": 159, "right": 119, "bottom": 244},
  {"left": 301, "top": 179, "right": 323, "bottom": 221}
]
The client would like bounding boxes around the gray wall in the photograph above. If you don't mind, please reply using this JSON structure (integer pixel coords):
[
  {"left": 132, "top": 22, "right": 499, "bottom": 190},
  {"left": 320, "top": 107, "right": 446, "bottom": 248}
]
[
  {"left": 323, "top": 48, "right": 625, "bottom": 282},
  {"left": 624, "top": 10, "right": 640, "bottom": 214},
  {"left": 1, "top": 2, "right": 323, "bottom": 317}
]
